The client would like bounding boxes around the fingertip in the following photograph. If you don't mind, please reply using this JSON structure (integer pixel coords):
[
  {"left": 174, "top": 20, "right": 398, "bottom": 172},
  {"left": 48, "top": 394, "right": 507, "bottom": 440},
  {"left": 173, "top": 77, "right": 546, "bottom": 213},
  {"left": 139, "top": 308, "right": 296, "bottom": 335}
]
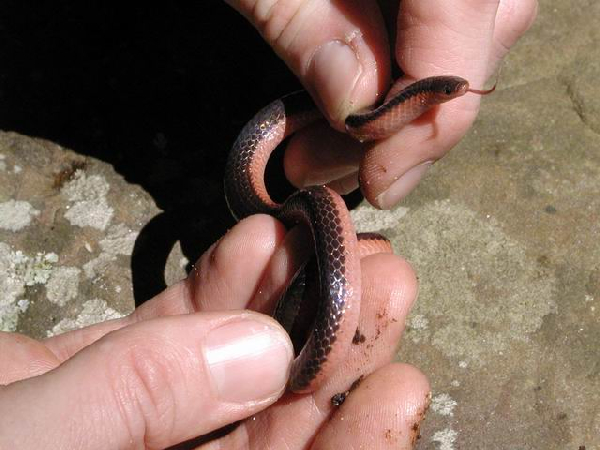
[
  {"left": 493, "top": 0, "right": 538, "bottom": 59},
  {"left": 361, "top": 253, "right": 419, "bottom": 315},
  {"left": 309, "top": 39, "right": 364, "bottom": 125},
  {"left": 311, "top": 363, "right": 431, "bottom": 449},
  {"left": 362, "top": 362, "right": 432, "bottom": 421},
  {"left": 0, "top": 332, "right": 60, "bottom": 383},
  {"left": 229, "top": 0, "right": 391, "bottom": 128},
  {"left": 217, "top": 214, "right": 287, "bottom": 259},
  {"left": 188, "top": 214, "right": 286, "bottom": 311},
  {"left": 298, "top": 4, "right": 391, "bottom": 127},
  {"left": 499, "top": 0, "right": 538, "bottom": 36},
  {"left": 523, "top": 0, "right": 539, "bottom": 32},
  {"left": 389, "top": 362, "right": 432, "bottom": 409}
]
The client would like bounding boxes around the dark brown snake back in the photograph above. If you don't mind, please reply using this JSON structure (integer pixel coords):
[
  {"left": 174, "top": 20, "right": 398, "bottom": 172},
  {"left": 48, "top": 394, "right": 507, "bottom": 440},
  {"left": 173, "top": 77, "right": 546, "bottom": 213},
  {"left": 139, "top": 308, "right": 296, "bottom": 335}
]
[{"left": 224, "top": 92, "right": 360, "bottom": 392}]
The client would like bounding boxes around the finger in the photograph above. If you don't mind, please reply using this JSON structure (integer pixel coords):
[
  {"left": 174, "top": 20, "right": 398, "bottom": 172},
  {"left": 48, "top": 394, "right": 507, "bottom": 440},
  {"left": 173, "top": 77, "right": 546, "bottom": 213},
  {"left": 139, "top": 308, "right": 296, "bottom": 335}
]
[
  {"left": 248, "top": 226, "right": 313, "bottom": 315},
  {"left": 360, "top": 0, "right": 502, "bottom": 209},
  {"left": 44, "top": 215, "right": 286, "bottom": 361},
  {"left": 225, "top": 0, "right": 390, "bottom": 128},
  {"left": 311, "top": 363, "right": 431, "bottom": 449},
  {"left": 284, "top": 122, "right": 361, "bottom": 189},
  {"left": 183, "top": 214, "right": 286, "bottom": 313},
  {"left": 213, "top": 253, "right": 419, "bottom": 449},
  {"left": 490, "top": 0, "right": 538, "bottom": 71},
  {"left": 0, "top": 312, "right": 293, "bottom": 450},
  {"left": 0, "top": 332, "right": 60, "bottom": 383},
  {"left": 318, "top": 253, "right": 418, "bottom": 396}
]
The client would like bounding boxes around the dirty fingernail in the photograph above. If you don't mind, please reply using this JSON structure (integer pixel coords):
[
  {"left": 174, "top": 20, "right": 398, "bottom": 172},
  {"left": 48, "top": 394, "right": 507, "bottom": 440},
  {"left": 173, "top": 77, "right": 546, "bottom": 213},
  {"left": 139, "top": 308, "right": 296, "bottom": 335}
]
[
  {"left": 312, "top": 40, "right": 361, "bottom": 123},
  {"left": 375, "top": 161, "right": 434, "bottom": 209}
]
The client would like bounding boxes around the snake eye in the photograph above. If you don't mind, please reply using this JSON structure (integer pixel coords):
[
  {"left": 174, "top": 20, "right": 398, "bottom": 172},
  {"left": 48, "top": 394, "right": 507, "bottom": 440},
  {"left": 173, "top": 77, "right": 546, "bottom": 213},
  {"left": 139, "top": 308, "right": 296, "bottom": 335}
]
[{"left": 444, "top": 86, "right": 453, "bottom": 95}]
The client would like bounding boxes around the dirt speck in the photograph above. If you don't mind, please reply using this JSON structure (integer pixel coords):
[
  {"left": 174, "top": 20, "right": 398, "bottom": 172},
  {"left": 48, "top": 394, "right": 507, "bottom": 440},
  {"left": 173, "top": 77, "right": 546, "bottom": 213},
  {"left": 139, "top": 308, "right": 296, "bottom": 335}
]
[
  {"left": 330, "top": 375, "right": 364, "bottom": 407},
  {"left": 349, "top": 375, "right": 363, "bottom": 392},
  {"left": 352, "top": 327, "right": 366, "bottom": 344},
  {"left": 331, "top": 392, "right": 346, "bottom": 407},
  {"left": 410, "top": 422, "right": 422, "bottom": 446}
]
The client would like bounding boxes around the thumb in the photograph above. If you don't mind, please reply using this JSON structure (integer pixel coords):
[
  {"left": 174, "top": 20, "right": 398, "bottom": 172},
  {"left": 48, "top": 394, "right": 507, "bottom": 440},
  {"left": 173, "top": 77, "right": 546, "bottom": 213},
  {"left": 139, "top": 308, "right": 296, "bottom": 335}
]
[
  {"left": 0, "top": 312, "right": 293, "bottom": 450},
  {"left": 225, "top": 0, "right": 390, "bottom": 127}
]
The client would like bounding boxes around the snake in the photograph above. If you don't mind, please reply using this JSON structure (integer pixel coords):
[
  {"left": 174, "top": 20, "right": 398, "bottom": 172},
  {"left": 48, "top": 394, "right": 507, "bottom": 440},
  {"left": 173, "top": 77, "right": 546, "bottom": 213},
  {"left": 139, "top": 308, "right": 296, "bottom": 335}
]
[{"left": 224, "top": 75, "right": 493, "bottom": 393}]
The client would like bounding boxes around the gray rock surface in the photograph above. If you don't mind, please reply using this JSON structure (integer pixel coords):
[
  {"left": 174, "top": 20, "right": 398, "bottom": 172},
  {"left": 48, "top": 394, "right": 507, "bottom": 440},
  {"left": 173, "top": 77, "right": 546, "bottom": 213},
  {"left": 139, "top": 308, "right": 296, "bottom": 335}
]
[
  {"left": 0, "top": 1, "right": 598, "bottom": 449},
  {"left": 0, "top": 133, "right": 187, "bottom": 337}
]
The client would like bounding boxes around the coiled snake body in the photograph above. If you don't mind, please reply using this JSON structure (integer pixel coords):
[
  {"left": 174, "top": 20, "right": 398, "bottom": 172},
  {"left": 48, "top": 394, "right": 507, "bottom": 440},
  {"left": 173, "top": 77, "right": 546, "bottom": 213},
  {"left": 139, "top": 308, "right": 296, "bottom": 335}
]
[{"left": 225, "top": 76, "right": 492, "bottom": 392}]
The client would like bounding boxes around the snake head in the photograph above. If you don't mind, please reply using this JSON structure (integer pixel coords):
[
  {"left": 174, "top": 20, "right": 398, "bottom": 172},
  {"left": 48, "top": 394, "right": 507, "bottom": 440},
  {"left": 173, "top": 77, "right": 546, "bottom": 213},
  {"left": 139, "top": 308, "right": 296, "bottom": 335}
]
[
  {"left": 427, "top": 75, "right": 497, "bottom": 101},
  {"left": 426, "top": 76, "right": 470, "bottom": 102},
  {"left": 344, "top": 75, "right": 494, "bottom": 142}
]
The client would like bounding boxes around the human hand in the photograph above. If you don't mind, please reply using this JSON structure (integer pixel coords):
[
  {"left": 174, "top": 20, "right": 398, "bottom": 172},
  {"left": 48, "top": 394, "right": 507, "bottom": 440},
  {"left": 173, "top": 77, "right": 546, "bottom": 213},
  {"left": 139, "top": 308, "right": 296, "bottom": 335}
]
[
  {"left": 0, "top": 215, "right": 425, "bottom": 449},
  {"left": 225, "top": 0, "right": 537, "bottom": 208}
]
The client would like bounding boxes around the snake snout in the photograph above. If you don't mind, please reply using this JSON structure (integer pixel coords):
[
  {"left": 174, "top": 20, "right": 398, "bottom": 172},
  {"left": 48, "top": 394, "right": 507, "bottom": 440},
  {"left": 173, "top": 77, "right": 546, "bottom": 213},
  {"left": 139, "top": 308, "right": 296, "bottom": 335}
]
[{"left": 438, "top": 76, "right": 470, "bottom": 99}]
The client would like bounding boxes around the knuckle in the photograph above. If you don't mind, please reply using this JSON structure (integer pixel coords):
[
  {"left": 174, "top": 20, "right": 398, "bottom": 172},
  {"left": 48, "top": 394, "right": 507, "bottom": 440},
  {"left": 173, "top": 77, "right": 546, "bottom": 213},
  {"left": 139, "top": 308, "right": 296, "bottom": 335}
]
[
  {"left": 191, "top": 239, "right": 225, "bottom": 297},
  {"left": 105, "top": 338, "right": 181, "bottom": 443},
  {"left": 189, "top": 235, "right": 239, "bottom": 310},
  {"left": 252, "top": 0, "right": 299, "bottom": 44},
  {"left": 251, "top": 0, "right": 312, "bottom": 56}
]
